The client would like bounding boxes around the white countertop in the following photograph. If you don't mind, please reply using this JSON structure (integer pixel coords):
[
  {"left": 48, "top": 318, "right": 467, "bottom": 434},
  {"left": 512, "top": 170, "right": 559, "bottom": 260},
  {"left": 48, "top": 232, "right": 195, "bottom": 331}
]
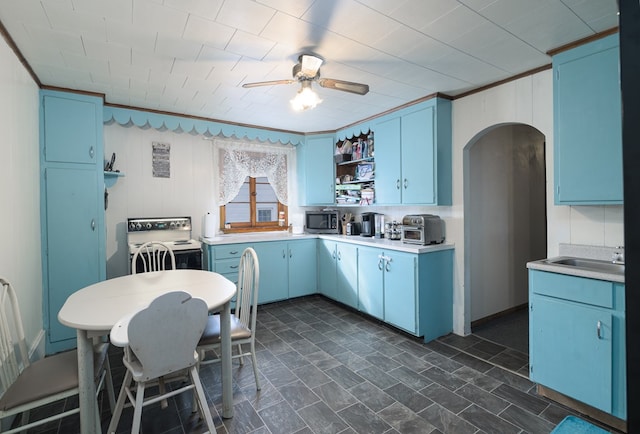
[
  {"left": 527, "top": 257, "right": 624, "bottom": 283},
  {"left": 201, "top": 232, "right": 454, "bottom": 254}
]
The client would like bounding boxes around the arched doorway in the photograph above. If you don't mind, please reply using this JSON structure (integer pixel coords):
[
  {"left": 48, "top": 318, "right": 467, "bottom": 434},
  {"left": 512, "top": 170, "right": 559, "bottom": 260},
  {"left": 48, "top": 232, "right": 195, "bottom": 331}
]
[{"left": 463, "top": 123, "right": 547, "bottom": 352}]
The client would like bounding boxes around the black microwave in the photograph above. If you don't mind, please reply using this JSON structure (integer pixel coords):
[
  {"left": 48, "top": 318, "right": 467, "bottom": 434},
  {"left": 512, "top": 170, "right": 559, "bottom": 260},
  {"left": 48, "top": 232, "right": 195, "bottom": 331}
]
[{"left": 305, "top": 211, "right": 340, "bottom": 234}]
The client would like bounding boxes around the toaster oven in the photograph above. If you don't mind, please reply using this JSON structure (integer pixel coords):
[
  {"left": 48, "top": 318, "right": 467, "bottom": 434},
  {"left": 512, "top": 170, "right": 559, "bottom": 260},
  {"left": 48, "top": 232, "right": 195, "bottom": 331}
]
[{"left": 401, "top": 214, "right": 445, "bottom": 245}]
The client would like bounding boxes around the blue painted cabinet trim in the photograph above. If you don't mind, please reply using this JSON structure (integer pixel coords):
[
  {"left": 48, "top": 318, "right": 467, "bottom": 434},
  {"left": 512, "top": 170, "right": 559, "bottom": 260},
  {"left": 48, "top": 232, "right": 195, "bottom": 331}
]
[
  {"left": 40, "top": 90, "right": 106, "bottom": 354},
  {"left": 553, "top": 33, "right": 623, "bottom": 204}
]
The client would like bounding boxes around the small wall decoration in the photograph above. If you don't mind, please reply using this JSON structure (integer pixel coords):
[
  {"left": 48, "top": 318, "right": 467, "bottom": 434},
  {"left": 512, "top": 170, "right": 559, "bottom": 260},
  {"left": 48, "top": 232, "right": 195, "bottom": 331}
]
[{"left": 152, "top": 142, "right": 170, "bottom": 178}]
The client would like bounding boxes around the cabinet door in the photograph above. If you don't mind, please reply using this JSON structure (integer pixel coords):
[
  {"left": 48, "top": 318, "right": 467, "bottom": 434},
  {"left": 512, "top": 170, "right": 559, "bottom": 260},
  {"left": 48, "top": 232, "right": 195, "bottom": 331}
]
[
  {"left": 318, "top": 240, "right": 337, "bottom": 300},
  {"left": 42, "top": 94, "right": 99, "bottom": 164},
  {"left": 530, "top": 295, "right": 613, "bottom": 413},
  {"left": 45, "top": 168, "right": 103, "bottom": 345},
  {"left": 357, "top": 247, "right": 384, "bottom": 319},
  {"left": 288, "top": 239, "right": 318, "bottom": 298},
  {"left": 374, "top": 117, "right": 402, "bottom": 204},
  {"left": 336, "top": 242, "right": 358, "bottom": 308},
  {"left": 401, "top": 107, "right": 435, "bottom": 204},
  {"left": 384, "top": 252, "right": 417, "bottom": 333},
  {"left": 253, "top": 242, "right": 288, "bottom": 304},
  {"left": 554, "top": 34, "right": 622, "bottom": 204},
  {"left": 300, "top": 135, "right": 335, "bottom": 205}
]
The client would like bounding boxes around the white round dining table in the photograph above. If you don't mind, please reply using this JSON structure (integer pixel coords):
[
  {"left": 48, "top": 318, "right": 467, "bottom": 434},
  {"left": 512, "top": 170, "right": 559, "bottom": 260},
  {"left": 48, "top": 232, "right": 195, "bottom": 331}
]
[{"left": 58, "top": 269, "right": 236, "bottom": 433}]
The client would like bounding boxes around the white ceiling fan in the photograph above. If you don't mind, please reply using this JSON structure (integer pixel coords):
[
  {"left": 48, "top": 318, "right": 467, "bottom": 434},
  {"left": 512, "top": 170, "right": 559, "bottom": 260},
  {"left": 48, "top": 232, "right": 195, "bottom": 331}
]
[{"left": 242, "top": 54, "right": 370, "bottom": 110}]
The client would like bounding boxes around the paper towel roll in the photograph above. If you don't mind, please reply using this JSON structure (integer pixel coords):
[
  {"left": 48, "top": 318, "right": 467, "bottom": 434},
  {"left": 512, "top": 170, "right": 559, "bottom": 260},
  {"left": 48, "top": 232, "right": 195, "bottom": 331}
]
[{"left": 203, "top": 212, "right": 217, "bottom": 238}]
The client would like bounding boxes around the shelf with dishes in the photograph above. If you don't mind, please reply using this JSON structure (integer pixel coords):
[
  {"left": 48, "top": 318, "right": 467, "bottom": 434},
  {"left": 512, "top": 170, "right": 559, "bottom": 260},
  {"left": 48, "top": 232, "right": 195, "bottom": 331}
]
[{"left": 335, "top": 131, "right": 375, "bottom": 205}]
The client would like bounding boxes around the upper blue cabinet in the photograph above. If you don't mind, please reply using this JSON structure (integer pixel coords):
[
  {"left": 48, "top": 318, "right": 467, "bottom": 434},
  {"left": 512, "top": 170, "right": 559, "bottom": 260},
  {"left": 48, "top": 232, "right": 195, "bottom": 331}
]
[
  {"left": 298, "top": 134, "right": 335, "bottom": 205},
  {"left": 553, "top": 33, "right": 622, "bottom": 205},
  {"left": 375, "top": 98, "right": 452, "bottom": 206}
]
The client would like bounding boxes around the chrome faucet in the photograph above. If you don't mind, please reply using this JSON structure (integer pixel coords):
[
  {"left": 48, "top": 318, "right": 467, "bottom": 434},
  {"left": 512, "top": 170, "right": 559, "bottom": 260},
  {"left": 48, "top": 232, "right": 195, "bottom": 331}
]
[{"left": 611, "top": 246, "right": 625, "bottom": 264}]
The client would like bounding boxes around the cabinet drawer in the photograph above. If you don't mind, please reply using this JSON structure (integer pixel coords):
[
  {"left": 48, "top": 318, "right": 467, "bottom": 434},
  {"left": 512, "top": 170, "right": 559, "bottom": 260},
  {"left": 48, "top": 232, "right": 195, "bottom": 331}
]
[
  {"left": 214, "top": 244, "right": 251, "bottom": 260},
  {"left": 214, "top": 258, "right": 242, "bottom": 274},
  {"left": 530, "top": 271, "right": 613, "bottom": 308}
]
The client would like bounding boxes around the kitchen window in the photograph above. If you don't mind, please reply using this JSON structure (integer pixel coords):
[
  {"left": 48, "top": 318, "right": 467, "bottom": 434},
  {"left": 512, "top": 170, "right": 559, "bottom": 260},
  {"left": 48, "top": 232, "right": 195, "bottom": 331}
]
[
  {"left": 216, "top": 139, "right": 291, "bottom": 233},
  {"left": 221, "top": 176, "right": 287, "bottom": 231}
]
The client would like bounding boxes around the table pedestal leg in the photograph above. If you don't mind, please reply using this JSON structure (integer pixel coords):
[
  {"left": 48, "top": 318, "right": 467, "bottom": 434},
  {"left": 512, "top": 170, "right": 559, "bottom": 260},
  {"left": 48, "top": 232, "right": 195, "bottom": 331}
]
[
  {"left": 77, "top": 329, "right": 98, "bottom": 433},
  {"left": 220, "top": 301, "right": 233, "bottom": 418}
]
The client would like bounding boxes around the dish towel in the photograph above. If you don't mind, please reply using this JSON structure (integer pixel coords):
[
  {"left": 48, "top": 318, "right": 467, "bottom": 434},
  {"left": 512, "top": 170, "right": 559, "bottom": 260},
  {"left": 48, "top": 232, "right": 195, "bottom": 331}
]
[{"left": 551, "top": 416, "right": 610, "bottom": 433}]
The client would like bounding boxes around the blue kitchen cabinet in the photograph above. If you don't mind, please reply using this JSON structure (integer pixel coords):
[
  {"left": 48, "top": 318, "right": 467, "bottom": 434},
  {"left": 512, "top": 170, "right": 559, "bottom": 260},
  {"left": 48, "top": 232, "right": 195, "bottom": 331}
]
[
  {"left": 374, "top": 99, "right": 451, "bottom": 205},
  {"left": 251, "top": 242, "right": 289, "bottom": 304},
  {"left": 374, "top": 116, "right": 402, "bottom": 204},
  {"left": 288, "top": 239, "right": 318, "bottom": 298},
  {"left": 358, "top": 247, "right": 453, "bottom": 341},
  {"left": 318, "top": 239, "right": 338, "bottom": 300},
  {"left": 318, "top": 240, "right": 357, "bottom": 308},
  {"left": 529, "top": 270, "right": 626, "bottom": 420},
  {"left": 553, "top": 33, "right": 622, "bottom": 204},
  {"left": 298, "top": 134, "right": 335, "bottom": 205},
  {"left": 357, "top": 247, "right": 384, "bottom": 319},
  {"left": 40, "top": 90, "right": 105, "bottom": 354},
  {"left": 206, "top": 243, "right": 253, "bottom": 285}
]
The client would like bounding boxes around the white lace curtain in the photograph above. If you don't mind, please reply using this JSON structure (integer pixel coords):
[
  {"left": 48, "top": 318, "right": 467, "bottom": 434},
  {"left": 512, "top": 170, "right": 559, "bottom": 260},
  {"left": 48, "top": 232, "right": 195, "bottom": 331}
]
[{"left": 215, "top": 138, "right": 291, "bottom": 206}]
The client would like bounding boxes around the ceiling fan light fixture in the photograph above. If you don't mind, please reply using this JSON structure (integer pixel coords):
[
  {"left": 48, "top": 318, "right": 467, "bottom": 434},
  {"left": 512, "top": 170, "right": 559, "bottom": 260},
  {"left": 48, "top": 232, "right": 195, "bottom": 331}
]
[{"left": 290, "top": 81, "right": 322, "bottom": 111}]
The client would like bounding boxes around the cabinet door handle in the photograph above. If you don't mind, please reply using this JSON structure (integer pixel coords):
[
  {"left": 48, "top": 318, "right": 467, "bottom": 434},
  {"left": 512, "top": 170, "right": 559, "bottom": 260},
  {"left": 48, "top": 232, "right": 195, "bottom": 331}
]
[
  {"left": 597, "top": 320, "right": 602, "bottom": 339},
  {"left": 385, "top": 257, "right": 392, "bottom": 272},
  {"left": 396, "top": 179, "right": 400, "bottom": 190},
  {"left": 230, "top": 265, "right": 238, "bottom": 269},
  {"left": 332, "top": 251, "right": 336, "bottom": 259},
  {"left": 289, "top": 249, "right": 292, "bottom": 258},
  {"left": 90, "top": 219, "right": 96, "bottom": 231},
  {"left": 378, "top": 258, "right": 383, "bottom": 270},
  {"left": 282, "top": 250, "right": 286, "bottom": 258},
  {"left": 403, "top": 178, "right": 408, "bottom": 189},
  {"left": 230, "top": 251, "right": 238, "bottom": 255},
  {"left": 337, "top": 251, "right": 341, "bottom": 261},
  {"left": 89, "top": 146, "right": 94, "bottom": 159}
]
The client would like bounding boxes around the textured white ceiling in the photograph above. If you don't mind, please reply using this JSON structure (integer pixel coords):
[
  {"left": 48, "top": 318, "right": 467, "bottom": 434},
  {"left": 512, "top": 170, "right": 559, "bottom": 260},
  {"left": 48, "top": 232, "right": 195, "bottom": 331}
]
[{"left": 0, "top": 0, "right": 618, "bottom": 133}]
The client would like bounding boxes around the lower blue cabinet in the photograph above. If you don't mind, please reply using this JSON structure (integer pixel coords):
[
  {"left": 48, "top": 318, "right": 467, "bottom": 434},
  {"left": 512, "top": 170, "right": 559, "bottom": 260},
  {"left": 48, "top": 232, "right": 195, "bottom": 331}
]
[
  {"left": 529, "top": 270, "right": 626, "bottom": 420},
  {"left": 288, "top": 239, "right": 318, "bottom": 298},
  {"left": 318, "top": 240, "right": 358, "bottom": 309}
]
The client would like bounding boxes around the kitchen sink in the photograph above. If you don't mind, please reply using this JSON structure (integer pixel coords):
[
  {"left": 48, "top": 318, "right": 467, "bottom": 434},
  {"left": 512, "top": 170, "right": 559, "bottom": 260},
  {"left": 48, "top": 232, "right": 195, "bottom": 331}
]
[{"left": 543, "top": 257, "right": 625, "bottom": 275}]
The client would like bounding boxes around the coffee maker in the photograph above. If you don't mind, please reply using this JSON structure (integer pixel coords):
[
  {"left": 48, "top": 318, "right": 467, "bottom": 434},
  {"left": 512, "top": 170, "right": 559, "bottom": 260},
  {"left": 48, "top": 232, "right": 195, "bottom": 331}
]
[{"left": 360, "top": 212, "right": 376, "bottom": 237}]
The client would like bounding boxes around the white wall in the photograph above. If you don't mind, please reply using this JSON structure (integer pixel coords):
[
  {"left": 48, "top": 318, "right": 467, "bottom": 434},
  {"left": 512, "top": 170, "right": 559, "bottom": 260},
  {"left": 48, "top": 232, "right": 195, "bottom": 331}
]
[
  {"left": 451, "top": 70, "right": 624, "bottom": 335},
  {"left": 103, "top": 124, "right": 302, "bottom": 278},
  {"left": 0, "top": 35, "right": 43, "bottom": 356}
]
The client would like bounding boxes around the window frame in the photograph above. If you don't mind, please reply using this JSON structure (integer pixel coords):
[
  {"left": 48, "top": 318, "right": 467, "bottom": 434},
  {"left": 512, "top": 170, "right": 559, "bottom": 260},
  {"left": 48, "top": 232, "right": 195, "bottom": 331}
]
[{"left": 220, "top": 177, "right": 288, "bottom": 233}]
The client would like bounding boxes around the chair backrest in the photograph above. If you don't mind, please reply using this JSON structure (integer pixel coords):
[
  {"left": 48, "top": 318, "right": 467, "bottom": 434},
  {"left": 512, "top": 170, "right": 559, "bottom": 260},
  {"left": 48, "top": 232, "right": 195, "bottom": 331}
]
[
  {"left": 235, "top": 248, "right": 260, "bottom": 333},
  {"left": 126, "top": 291, "right": 207, "bottom": 381},
  {"left": 0, "top": 278, "right": 30, "bottom": 398},
  {"left": 131, "top": 241, "right": 176, "bottom": 274}
]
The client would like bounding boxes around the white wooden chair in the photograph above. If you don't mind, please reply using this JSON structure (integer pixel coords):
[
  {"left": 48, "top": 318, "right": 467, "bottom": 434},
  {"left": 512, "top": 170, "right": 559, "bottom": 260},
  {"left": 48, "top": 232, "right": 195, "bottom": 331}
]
[
  {"left": 0, "top": 277, "right": 115, "bottom": 434},
  {"left": 197, "top": 247, "right": 261, "bottom": 390},
  {"left": 107, "top": 291, "right": 214, "bottom": 434},
  {"left": 131, "top": 241, "right": 176, "bottom": 274}
]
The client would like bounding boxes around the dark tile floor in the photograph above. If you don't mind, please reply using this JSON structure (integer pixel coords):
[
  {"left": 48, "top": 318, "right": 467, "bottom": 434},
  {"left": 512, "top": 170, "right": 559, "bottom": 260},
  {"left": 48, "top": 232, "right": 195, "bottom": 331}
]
[{"left": 22, "top": 295, "right": 615, "bottom": 434}]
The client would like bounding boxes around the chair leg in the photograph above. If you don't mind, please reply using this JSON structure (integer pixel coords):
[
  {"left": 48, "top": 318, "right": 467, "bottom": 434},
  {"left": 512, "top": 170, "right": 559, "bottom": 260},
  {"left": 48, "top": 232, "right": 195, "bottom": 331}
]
[
  {"left": 131, "top": 382, "right": 145, "bottom": 434},
  {"left": 107, "top": 370, "right": 132, "bottom": 434},
  {"left": 104, "top": 356, "right": 117, "bottom": 413},
  {"left": 250, "top": 340, "right": 261, "bottom": 390},
  {"left": 189, "top": 366, "right": 215, "bottom": 433},
  {"left": 237, "top": 343, "right": 244, "bottom": 365}
]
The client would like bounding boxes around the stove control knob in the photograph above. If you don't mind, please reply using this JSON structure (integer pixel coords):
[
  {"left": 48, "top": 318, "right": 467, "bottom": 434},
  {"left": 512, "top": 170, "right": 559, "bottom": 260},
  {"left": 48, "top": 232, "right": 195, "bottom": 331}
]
[
  {"left": 170, "top": 221, "right": 176, "bottom": 228},
  {"left": 145, "top": 223, "right": 152, "bottom": 230},
  {"left": 129, "top": 222, "right": 136, "bottom": 231},
  {"left": 135, "top": 223, "right": 142, "bottom": 230}
]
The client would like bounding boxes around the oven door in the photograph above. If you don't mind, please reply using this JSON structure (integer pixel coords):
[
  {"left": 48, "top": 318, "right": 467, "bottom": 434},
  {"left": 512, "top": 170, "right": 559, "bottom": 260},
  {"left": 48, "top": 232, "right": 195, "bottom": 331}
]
[
  {"left": 401, "top": 226, "right": 425, "bottom": 245},
  {"left": 129, "top": 248, "right": 203, "bottom": 274}
]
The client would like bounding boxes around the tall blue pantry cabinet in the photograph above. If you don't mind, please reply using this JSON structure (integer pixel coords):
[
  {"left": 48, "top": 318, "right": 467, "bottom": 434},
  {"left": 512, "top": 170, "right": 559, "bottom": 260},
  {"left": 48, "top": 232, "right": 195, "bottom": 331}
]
[{"left": 40, "top": 90, "right": 106, "bottom": 354}]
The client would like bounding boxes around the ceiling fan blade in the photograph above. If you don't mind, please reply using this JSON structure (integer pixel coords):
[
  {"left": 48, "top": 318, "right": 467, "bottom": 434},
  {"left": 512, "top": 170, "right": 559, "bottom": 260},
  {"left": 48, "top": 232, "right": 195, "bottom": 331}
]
[
  {"left": 318, "top": 78, "right": 369, "bottom": 95},
  {"left": 300, "top": 55, "right": 323, "bottom": 77},
  {"left": 242, "top": 79, "right": 295, "bottom": 88}
]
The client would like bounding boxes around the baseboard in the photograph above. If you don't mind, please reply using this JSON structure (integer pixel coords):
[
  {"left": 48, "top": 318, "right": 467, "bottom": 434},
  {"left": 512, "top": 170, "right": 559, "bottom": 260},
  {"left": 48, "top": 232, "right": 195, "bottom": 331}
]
[
  {"left": 537, "top": 384, "right": 627, "bottom": 433},
  {"left": 471, "top": 303, "right": 528, "bottom": 329}
]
